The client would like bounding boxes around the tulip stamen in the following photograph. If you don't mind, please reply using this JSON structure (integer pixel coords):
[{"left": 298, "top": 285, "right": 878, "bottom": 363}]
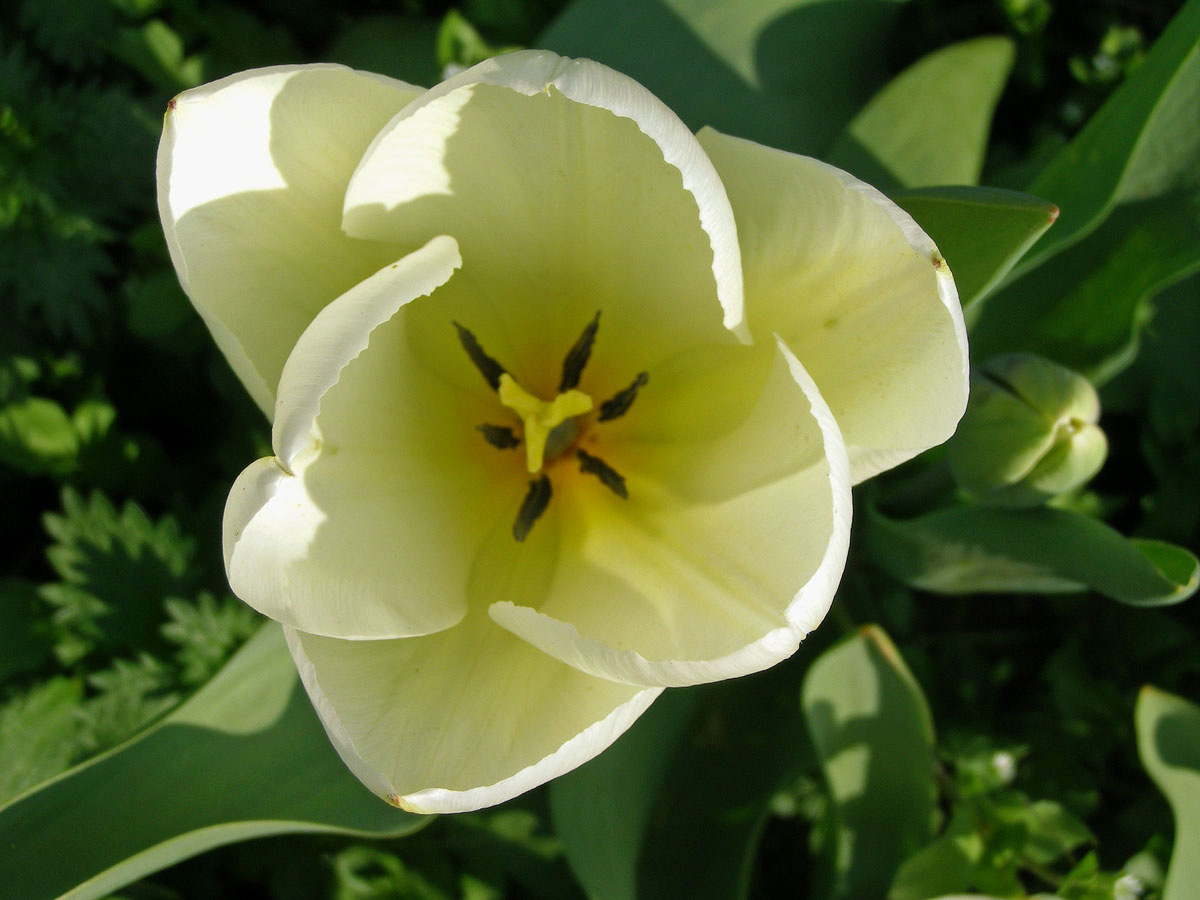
[
  {"left": 559, "top": 311, "right": 601, "bottom": 392},
  {"left": 453, "top": 321, "right": 507, "bottom": 391},
  {"left": 513, "top": 475, "right": 552, "bottom": 541},
  {"left": 477, "top": 423, "right": 520, "bottom": 449},
  {"left": 454, "top": 317, "right": 643, "bottom": 540},
  {"left": 577, "top": 449, "right": 628, "bottom": 499},
  {"left": 598, "top": 371, "right": 649, "bottom": 421}
]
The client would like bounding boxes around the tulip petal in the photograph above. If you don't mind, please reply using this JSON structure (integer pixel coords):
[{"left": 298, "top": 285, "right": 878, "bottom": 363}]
[
  {"left": 697, "top": 127, "right": 969, "bottom": 484},
  {"left": 159, "top": 64, "right": 423, "bottom": 413},
  {"left": 488, "top": 339, "right": 852, "bottom": 688},
  {"left": 285, "top": 615, "right": 660, "bottom": 814},
  {"left": 342, "top": 49, "right": 747, "bottom": 390},
  {"left": 225, "top": 237, "right": 521, "bottom": 639}
]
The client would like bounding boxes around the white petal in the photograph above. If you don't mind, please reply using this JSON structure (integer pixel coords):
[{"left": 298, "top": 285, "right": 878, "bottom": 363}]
[
  {"left": 342, "top": 49, "right": 746, "bottom": 388},
  {"left": 286, "top": 615, "right": 660, "bottom": 814},
  {"left": 224, "top": 237, "right": 521, "bottom": 639},
  {"left": 271, "top": 234, "right": 462, "bottom": 465},
  {"left": 489, "top": 339, "right": 852, "bottom": 687},
  {"left": 698, "top": 127, "right": 969, "bottom": 483},
  {"left": 158, "top": 64, "right": 423, "bottom": 413}
]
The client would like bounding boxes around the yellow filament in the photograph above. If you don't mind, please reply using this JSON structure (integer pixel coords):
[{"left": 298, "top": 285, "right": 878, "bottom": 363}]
[{"left": 498, "top": 374, "right": 593, "bottom": 473}]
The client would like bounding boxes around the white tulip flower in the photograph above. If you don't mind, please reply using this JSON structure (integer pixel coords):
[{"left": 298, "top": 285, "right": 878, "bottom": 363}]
[{"left": 158, "top": 50, "right": 968, "bottom": 813}]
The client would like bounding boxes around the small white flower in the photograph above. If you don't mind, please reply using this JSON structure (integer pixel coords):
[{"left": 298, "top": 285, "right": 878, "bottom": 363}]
[
  {"left": 991, "top": 750, "right": 1018, "bottom": 783},
  {"left": 1114, "top": 873, "right": 1144, "bottom": 900}
]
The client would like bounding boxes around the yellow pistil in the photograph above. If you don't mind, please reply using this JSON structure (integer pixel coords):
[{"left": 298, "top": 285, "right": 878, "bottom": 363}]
[{"left": 498, "top": 373, "right": 593, "bottom": 473}]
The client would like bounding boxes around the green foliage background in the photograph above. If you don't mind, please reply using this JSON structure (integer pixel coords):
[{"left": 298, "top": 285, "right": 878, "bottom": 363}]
[{"left": 1, "top": 0, "right": 1198, "bottom": 898}]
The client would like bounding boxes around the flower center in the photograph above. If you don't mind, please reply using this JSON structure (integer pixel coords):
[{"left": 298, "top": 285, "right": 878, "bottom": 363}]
[
  {"left": 454, "top": 312, "right": 648, "bottom": 541},
  {"left": 497, "top": 374, "right": 593, "bottom": 474}
]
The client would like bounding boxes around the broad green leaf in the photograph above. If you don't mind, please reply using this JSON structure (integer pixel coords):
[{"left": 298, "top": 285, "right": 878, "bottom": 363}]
[
  {"left": 552, "top": 656, "right": 813, "bottom": 900},
  {"left": 970, "top": 191, "right": 1200, "bottom": 384},
  {"left": 1018, "top": 0, "right": 1200, "bottom": 270},
  {"left": 540, "top": 0, "right": 908, "bottom": 154},
  {"left": 864, "top": 503, "right": 1199, "bottom": 606},
  {"left": 549, "top": 690, "right": 699, "bottom": 900},
  {"left": 1135, "top": 687, "right": 1200, "bottom": 900},
  {"left": 0, "top": 624, "right": 424, "bottom": 900},
  {"left": 802, "top": 626, "right": 936, "bottom": 900},
  {"left": 328, "top": 14, "right": 442, "bottom": 89},
  {"left": 828, "top": 37, "right": 1014, "bottom": 190},
  {"left": 635, "top": 660, "right": 814, "bottom": 900},
  {"left": 893, "top": 186, "right": 1059, "bottom": 309}
]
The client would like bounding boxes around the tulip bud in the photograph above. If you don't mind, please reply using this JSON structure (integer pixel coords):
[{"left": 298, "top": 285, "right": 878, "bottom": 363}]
[{"left": 948, "top": 353, "right": 1107, "bottom": 507}]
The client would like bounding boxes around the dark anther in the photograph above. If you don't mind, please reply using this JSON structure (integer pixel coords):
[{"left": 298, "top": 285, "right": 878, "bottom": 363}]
[
  {"left": 453, "top": 321, "right": 506, "bottom": 391},
  {"left": 513, "top": 475, "right": 553, "bottom": 541},
  {"left": 559, "top": 311, "right": 601, "bottom": 392},
  {"left": 577, "top": 450, "right": 628, "bottom": 499},
  {"left": 598, "top": 371, "right": 649, "bottom": 422},
  {"left": 477, "top": 423, "right": 520, "bottom": 449}
]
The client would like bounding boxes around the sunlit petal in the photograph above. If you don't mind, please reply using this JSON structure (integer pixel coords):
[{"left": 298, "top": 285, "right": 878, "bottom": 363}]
[
  {"left": 698, "top": 127, "right": 969, "bottom": 483},
  {"left": 158, "top": 64, "right": 422, "bottom": 413},
  {"left": 343, "top": 49, "right": 745, "bottom": 398},
  {"left": 286, "top": 616, "right": 660, "bottom": 814},
  {"left": 225, "top": 237, "right": 521, "bottom": 639}
]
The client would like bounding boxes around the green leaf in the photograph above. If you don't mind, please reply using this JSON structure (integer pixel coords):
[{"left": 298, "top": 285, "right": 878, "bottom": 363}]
[
  {"left": 191, "top": 5, "right": 303, "bottom": 78},
  {"left": 828, "top": 37, "right": 1015, "bottom": 189},
  {"left": 436, "top": 10, "right": 519, "bottom": 71},
  {"left": 443, "top": 809, "right": 582, "bottom": 900},
  {"left": 0, "top": 624, "right": 424, "bottom": 900},
  {"left": 540, "top": 0, "right": 909, "bottom": 155},
  {"left": 888, "top": 816, "right": 981, "bottom": 900},
  {"left": 1055, "top": 851, "right": 1131, "bottom": 900},
  {"left": 123, "top": 270, "right": 195, "bottom": 343},
  {"left": 331, "top": 846, "right": 455, "bottom": 900},
  {"left": 994, "top": 798, "right": 1093, "bottom": 865},
  {"left": 549, "top": 689, "right": 699, "bottom": 900},
  {"left": 864, "top": 502, "right": 1200, "bottom": 606},
  {"left": 893, "top": 186, "right": 1059, "bottom": 309},
  {"left": 109, "top": 19, "right": 202, "bottom": 91},
  {"left": 636, "top": 662, "right": 814, "bottom": 900},
  {"left": 41, "top": 488, "right": 197, "bottom": 665},
  {"left": 0, "top": 578, "right": 52, "bottom": 681},
  {"left": 160, "top": 592, "right": 261, "bottom": 687},
  {"left": 553, "top": 657, "right": 813, "bottom": 900},
  {"left": 1137, "top": 686, "right": 1200, "bottom": 900},
  {"left": 969, "top": 190, "right": 1200, "bottom": 384},
  {"left": 73, "top": 655, "right": 178, "bottom": 759},
  {"left": 0, "top": 395, "right": 79, "bottom": 475},
  {"left": 326, "top": 14, "right": 442, "bottom": 90},
  {"left": 1018, "top": 0, "right": 1200, "bottom": 270},
  {"left": 0, "top": 677, "right": 82, "bottom": 807},
  {"left": 802, "top": 626, "right": 937, "bottom": 899}
]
